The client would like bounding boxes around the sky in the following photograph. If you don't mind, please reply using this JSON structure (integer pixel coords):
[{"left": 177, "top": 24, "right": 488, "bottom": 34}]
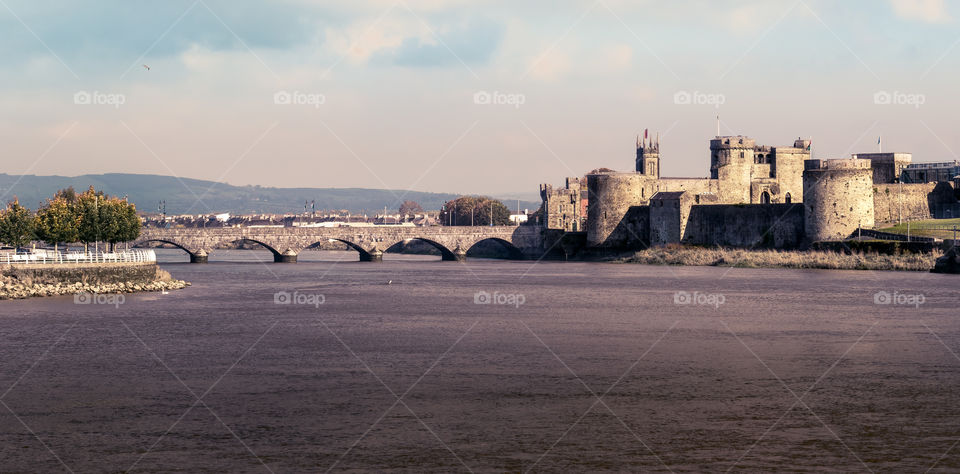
[{"left": 2, "top": 0, "right": 959, "bottom": 196}]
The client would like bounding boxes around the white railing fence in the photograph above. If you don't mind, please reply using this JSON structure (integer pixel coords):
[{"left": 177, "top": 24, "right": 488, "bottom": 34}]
[{"left": 0, "top": 249, "right": 157, "bottom": 265}]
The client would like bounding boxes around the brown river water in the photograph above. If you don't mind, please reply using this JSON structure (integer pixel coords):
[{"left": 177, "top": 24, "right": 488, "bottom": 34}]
[{"left": 1, "top": 249, "right": 959, "bottom": 472}]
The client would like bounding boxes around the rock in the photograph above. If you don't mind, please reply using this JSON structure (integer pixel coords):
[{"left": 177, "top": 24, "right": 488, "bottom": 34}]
[{"left": 932, "top": 247, "right": 960, "bottom": 274}]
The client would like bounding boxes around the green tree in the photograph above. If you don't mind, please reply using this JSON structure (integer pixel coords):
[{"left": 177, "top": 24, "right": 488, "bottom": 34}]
[
  {"left": 34, "top": 197, "right": 79, "bottom": 251},
  {"left": 106, "top": 198, "right": 140, "bottom": 250},
  {"left": 0, "top": 199, "right": 36, "bottom": 248},
  {"left": 76, "top": 186, "right": 109, "bottom": 250},
  {"left": 439, "top": 196, "right": 511, "bottom": 226}
]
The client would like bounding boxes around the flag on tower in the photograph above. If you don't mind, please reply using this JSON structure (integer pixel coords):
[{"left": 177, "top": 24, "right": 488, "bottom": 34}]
[{"left": 644, "top": 128, "right": 648, "bottom": 140}]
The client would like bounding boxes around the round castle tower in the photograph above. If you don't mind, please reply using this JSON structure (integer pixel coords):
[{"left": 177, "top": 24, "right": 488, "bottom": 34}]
[
  {"left": 587, "top": 172, "right": 650, "bottom": 248},
  {"left": 803, "top": 158, "right": 874, "bottom": 242}
]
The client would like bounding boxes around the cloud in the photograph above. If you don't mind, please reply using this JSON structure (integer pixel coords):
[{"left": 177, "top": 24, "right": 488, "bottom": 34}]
[
  {"left": 526, "top": 50, "right": 572, "bottom": 81},
  {"left": 324, "top": 15, "right": 502, "bottom": 68},
  {"left": 889, "top": 0, "right": 952, "bottom": 23},
  {"left": 386, "top": 20, "right": 504, "bottom": 67},
  {"left": 324, "top": 17, "right": 428, "bottom": 63}
]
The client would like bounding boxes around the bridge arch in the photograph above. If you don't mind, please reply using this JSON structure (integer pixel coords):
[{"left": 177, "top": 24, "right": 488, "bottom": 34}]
[
  {"left": 304, "top": 239, "right": 380, "bottom": 262},
  {"left": 132, "top": 239, "right": 199, "bottom": 261},
  {"left": 385, "top": 237, "right": 459, "bottom": 261},
  {"left": 215, "top": 238, "right": 289, "bottom": 262},
  {"left": 466, "top": 237, "right": 526, "bottom": 260}
]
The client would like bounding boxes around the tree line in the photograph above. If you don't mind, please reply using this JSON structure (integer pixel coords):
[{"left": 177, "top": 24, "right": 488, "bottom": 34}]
[
  {"left": 0, "top": 187, "right": 140, "bottom": 251},
  {"left": 439, "top": 196, "right": 512, "bottom": 226}
]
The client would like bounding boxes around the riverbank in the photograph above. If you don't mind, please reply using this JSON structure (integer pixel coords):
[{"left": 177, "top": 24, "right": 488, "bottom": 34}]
[
  {"left": 0, "top": 264, "right": 190, "bottom": 300},
  {"left": 613, "top": 246, "right": 940, "bottom": 271}
]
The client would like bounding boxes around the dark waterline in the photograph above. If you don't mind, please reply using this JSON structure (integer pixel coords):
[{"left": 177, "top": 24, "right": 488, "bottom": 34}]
[{"left": 2, "top": 249, "right": 959, "bottom": 472}]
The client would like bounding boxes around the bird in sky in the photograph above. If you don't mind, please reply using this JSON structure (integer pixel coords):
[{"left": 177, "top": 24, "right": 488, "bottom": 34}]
[{"left": 142, "top": 64, "right": 150, "bottom": 71}]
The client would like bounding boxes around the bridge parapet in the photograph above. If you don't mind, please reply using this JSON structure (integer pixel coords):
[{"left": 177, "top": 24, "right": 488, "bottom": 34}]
[{"left": 133, "top": 226, "right": 544, "bottom": 262}]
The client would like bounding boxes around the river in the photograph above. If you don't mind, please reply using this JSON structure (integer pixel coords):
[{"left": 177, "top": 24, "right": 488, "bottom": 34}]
[{"left": 1, "top": 249, "right": 959, "bottom": 472}]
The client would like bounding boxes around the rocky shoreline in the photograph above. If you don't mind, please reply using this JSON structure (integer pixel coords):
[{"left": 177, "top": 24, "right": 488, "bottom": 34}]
[
  {"left": 0, "top": 266, "right": 191, "bottom": 300},
  {"left": 0, "top": 275, "right": 190, "bottom": 300}
]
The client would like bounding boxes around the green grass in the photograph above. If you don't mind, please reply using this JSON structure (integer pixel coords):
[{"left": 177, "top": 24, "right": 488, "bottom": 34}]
[{"left": 879, "top": 218, "right": 960, "bottom": 239}]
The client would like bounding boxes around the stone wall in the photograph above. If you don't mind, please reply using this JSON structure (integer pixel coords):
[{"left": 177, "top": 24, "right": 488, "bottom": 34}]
[
  {"left": 649, "top": 193, "right": 694, "bottom": 246},
  {"left": 586, "top": 173, "right": 651, "bottom": 247},
  {"left": 2, "top": 262, "right": 160, "bottom": 286},
  {"left": 873, "top": 182, "right": 957, "bottom": 225},
  {"left": 654, "top": 178, "right": 718, "bottom": 196},
  {"left": 803, "top": 159, "right": 875, "bottom": 241},
  {"left": 682, "top": 204, "right": 805, "bottom": 248},
  {"left": 540, "top": 177, "right": 584, "bottom": 231},
  {"left": 771, "top": 147, "right": 806, "bottom": 202}
]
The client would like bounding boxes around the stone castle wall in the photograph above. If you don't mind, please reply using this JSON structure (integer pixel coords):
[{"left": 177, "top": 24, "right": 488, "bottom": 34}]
[
  {"left": 682, "top": 204, "right": 805, "bottom": 248},
  {"left": 649, "top": 197, "right": 688, "bottom": 246},
  {"left": 872, "top": 182, "right": 957, "bottom": 224},
  {"left": 655, "top": 178, "right": 718, "bottom": 196}
]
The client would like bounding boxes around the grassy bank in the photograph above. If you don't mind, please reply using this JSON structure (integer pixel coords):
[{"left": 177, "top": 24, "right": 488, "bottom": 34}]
[
  {"left": 879, "top": 218, "right": 960, "bottom": 240},
  {"left": 615, "top": 246, "right": 938, "bottom": 271}
]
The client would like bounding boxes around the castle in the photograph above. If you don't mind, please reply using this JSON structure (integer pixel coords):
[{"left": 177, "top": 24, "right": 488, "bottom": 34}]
[{"left": 539, "top": 132, "right": 960, "bottom": 250}]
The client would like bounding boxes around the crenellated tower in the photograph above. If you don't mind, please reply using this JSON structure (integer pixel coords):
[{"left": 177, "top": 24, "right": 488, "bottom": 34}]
[
  {"left": 710, "top": 135, "right": 755, "bottom": 203},
  {"left": 636, "top": 132, "right": 660, "bottom": 178}
]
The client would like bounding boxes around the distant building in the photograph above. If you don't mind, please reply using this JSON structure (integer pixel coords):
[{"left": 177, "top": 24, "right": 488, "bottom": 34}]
[
  {"left": 851, "top": 152, "right": 912, "bottom": 183},
  {"left": 902, "top": 160, "right": 960, "bottom": 185},
  {"left": 539, "top": 177, "right": 587, "bottom": 231},
  {"left": 509, "top": 212, "right": 529, "bottom": 224}
]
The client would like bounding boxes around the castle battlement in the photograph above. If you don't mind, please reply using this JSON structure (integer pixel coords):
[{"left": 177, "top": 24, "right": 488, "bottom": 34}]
[
  {"left": 710, "top": 136, "right": 756, "bottom": 149},
  {"left": 805, "top": 158, "right": 872, "bottom": 171}
]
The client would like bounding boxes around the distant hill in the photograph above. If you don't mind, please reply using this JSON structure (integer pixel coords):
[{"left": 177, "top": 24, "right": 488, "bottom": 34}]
[{"left": 0, "top": 173, "right": 541, "bottom": 214}]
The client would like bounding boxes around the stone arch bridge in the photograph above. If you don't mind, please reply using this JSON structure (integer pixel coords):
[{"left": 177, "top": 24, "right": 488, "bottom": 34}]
[{"left": 133, "top": 226, "right": 546, "bottom": 263}]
